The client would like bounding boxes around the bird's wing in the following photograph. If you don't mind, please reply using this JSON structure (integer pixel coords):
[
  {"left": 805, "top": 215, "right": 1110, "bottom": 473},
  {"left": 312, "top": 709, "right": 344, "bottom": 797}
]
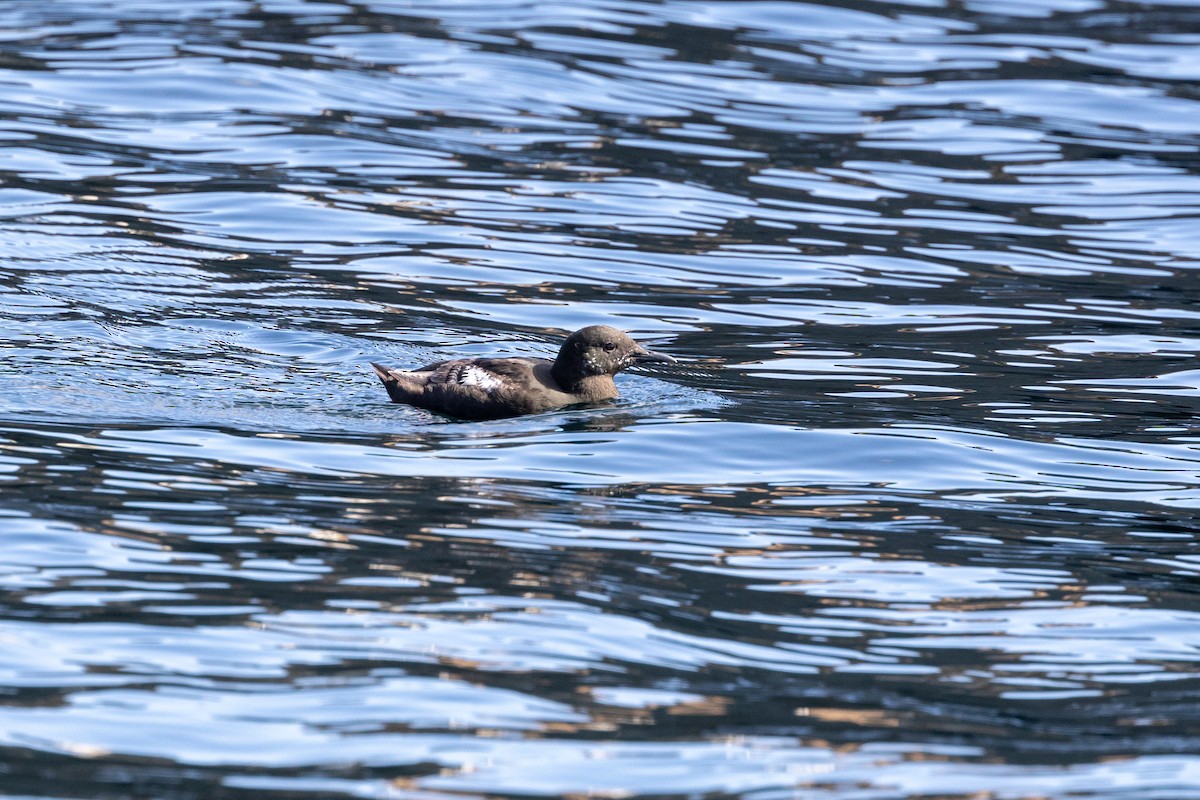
[{"left": 427, "top": 360, "right": 507, "bottom": 394}]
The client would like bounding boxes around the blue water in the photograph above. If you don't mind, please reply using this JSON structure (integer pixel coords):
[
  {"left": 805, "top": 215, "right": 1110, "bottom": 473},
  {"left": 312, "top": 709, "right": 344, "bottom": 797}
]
[{"left": 3, "top": 1, "right": 1200, "bottom": 798}]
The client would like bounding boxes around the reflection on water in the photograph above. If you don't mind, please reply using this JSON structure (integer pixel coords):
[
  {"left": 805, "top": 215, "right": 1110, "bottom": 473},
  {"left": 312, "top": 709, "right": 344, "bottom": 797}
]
[{"left": 2, "top": 0, "right": 1200, "bottom": 797}]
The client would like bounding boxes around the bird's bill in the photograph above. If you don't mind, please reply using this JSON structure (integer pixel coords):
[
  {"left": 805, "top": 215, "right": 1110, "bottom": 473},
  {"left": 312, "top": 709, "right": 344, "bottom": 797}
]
[{"left": 631, "top": 348, "right": 677, "bottom": 365}]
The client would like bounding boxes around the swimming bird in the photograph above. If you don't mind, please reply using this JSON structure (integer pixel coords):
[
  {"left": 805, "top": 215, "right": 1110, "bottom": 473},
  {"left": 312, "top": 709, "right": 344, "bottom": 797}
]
[{"left": 371, "top": 325, "right": 676, "bottom": 420}]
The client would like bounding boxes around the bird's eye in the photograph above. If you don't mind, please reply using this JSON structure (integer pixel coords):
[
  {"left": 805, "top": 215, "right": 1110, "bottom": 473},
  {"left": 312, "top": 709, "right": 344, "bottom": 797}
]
[{"left": 603, "top": 342, "right": 617, "bottom": 352}]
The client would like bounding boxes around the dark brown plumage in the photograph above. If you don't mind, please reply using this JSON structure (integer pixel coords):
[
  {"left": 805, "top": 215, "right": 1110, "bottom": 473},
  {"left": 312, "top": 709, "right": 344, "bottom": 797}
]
[{"left": 371, "top": 325, "right": 676, "bottom": 420}]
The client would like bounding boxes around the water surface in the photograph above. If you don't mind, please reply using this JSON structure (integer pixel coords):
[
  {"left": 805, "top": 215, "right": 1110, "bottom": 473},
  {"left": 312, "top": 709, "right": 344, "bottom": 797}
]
[{"left": 2, "top": 1, "right": 1200, "bottom": 798}]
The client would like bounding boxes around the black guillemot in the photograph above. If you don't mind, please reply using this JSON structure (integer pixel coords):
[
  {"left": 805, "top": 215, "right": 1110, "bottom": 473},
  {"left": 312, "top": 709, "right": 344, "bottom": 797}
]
[{"left": 371, "top": 325, "right": 676, "bottom": 421}]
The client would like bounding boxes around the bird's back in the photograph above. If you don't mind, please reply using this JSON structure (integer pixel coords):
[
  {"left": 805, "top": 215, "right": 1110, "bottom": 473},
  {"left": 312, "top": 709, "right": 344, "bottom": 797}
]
[{"left": 372, "top": 356, "right": 582, "bottom": 420}]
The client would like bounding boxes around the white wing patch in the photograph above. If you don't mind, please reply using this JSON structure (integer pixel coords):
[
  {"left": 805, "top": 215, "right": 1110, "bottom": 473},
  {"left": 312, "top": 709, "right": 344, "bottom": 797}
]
[{"left": 447, "top": 363, "right": 504, "bottom": 393}]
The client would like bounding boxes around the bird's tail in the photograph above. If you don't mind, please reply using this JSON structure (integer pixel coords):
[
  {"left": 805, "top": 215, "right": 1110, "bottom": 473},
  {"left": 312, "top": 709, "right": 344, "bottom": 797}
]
[{"left": 370, "top": 363, "right": 420, "bottom": 404}]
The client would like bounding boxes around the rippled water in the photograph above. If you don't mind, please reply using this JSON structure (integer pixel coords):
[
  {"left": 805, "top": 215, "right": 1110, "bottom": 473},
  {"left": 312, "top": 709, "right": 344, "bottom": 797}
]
[{"left": 3, "top": 1, "right": 1200, "bottom": 798}]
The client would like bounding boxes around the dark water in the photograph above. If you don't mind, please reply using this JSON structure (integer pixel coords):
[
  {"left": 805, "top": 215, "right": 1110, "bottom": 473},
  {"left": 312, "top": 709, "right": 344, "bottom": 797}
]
[{"left": 3, "top": 1, "right": 1200, "bottom": 797}]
